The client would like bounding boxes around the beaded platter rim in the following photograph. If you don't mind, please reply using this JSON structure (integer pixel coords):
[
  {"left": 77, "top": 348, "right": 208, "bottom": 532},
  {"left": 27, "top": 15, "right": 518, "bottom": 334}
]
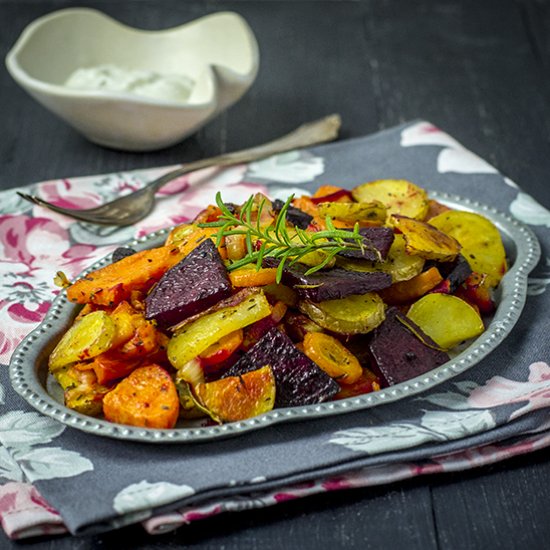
[{"left": 9, "top": 192, "right": 541, "bottom": 443}]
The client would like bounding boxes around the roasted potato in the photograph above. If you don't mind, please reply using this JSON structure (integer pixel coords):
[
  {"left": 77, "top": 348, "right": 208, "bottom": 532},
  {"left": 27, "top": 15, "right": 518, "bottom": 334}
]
[
  {"left": 429, "top": 211, "right": 507, "bottom": 288},
  {"left": 391, "top": 214, "right": 461, "bottom": 262},
  {"left": 49, "top": 311, "right": 115, "bottom": 372},
  {"left": 299, "top": 293, "right": 385, "bottom": 334},
  {"left": 352, "top": 179, "right": 429, "bottom": 221},
  {"left": 407, "top": 293, "right": 485, "bottom": 349}
]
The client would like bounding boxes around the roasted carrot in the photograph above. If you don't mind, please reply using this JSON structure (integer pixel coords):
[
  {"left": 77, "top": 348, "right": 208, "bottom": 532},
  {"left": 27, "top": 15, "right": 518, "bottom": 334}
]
[
  {"left": 378, "top": 266, "right": 443, "bottom": 304},
  {"left": 229, "top": 267, "right": 278, "bottom": 287},
  {"left": 199, "top": 329, "right": 244, "bottom": 367},
  {"left": 311, "top": 185, "right": 348, "bottom": 199},
  {"left": 303, "top": 332, "right": 362, "bottom": 385},
  {"left": 67, "top": 230, "right": 211, "bottom": 306}
]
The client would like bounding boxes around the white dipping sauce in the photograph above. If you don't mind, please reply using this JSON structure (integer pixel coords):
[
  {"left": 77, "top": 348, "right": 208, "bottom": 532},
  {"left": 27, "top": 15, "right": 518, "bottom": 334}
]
[{"left": 64, "top": 64, "right": 195, "bottom": 102}]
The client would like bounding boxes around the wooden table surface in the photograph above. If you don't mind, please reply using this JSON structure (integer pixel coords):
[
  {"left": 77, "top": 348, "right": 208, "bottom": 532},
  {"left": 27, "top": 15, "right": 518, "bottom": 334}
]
[{"left": 0, "top": 1, "right": 549, "bottom": 548}]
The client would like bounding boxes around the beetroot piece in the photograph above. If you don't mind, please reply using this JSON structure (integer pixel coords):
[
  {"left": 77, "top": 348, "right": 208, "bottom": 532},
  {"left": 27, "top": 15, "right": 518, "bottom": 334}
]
[
  {"left": 430, "top": 255, "right": 473, "bottom": 294},
  {"left": 262, "top": 258, "right": 392, "bottom": 302},
  {"left": 368, "top": 307, "right": 449, "bottom": 386},
  {"left": 145, "top": 239, "right": 232, "bottom": 328},
  {"left": 271, "top": 199, "right": 313, "bottom": 230},
  {"left": 283, "top": 311, "right": 324, "bottom": 342},
  {"left": 111, "top": 246, "right": 137, "bottom": 263},
  {"left": 338, "top": 227, "right": 395, "bottom": 262},
  {"left": 223, "top": 327, "right": 339, "bottom": 407}
]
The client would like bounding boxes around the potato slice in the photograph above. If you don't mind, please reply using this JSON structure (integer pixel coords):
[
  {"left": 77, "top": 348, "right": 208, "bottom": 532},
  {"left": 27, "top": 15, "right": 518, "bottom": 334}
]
[
  {"left": 352, "top": 179, "right": 429, "bottom": 221},
  {"left": 391, "top": 214, "right": 461, "bottom": 262},
  {"left": 194, "top": 365, "right": 276, "bottom": 422},
  {"left": 167, "top": 291, "right": 271, "bottom": 375},
  {"left": 49, "top": 311, "right": 115, "bottom": 372},
  {"left": 337, "top": 234, "right": 425, "bottom": 282},
  {"left": 429, "top": 211, "right": 507, "bottom": 288},
  {"left": 407, "top": 294, "right": 485, "bottom": 349},
  {"left": 317, "top": 201, "right": 387, "bottom": 224},
  {"left": 299, "top": 293, "right": 385, "bottom": 335}
]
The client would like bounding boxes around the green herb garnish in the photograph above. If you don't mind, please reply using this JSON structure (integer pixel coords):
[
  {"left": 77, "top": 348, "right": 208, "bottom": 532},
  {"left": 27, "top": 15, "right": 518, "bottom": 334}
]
[{"left": 199, "top": 192, "right": 380, "bottom": 283}]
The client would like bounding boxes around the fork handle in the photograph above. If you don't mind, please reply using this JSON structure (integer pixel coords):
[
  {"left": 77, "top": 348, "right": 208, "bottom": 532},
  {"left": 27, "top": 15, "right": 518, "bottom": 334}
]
[{"left": 146, "top": 114, "right": 341, "bottom": 193}]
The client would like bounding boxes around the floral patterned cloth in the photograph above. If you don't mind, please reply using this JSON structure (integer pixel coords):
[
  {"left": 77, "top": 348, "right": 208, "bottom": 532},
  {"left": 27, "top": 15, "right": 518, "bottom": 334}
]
[{"left": 0, "top": 121, "right": 549, "bottom": 539}]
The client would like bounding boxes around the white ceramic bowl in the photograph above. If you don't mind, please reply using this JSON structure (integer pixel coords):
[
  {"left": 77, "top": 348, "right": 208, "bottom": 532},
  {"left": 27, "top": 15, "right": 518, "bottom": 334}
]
[{"left": 5, "top": 8, "right": 259, "bottom": 151}]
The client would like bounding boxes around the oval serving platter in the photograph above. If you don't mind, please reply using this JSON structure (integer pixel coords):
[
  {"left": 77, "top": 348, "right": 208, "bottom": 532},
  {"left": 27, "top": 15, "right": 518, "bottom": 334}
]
[{"left": 9, "top": 192, "right": 541, "bottom": 443}]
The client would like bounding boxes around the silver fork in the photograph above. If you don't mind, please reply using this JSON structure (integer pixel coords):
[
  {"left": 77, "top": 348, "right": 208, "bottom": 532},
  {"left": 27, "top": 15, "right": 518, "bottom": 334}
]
[{"left": 17, "top": 114, "right": 341, "bottom": 226}]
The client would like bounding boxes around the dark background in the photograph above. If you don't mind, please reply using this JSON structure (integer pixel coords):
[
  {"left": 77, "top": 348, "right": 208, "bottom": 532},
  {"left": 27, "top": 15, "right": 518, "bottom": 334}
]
[{"left": 0, "top": 1, "right": 549, "bottom": 548}]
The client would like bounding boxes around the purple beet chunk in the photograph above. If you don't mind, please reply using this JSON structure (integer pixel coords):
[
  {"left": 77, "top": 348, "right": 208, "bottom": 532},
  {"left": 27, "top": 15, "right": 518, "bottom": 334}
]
[
  {"left": 368, "top": 307, "right": 449, "bottom": 386},
  {"left": 271, "top": 199, "right": 313, "bottom": 230},
  {"left": 145, "top": 239, "right": 232, "bottom": 328},
  {"left": 430, "top": 254, "right": 473, "bottom": 294},
  {"left": 111, "top": 246, "right": 137, "bottom": 263},
  {"left": 262, "top": 258, "right": 392, "bottom": 302},
  {"left": 223, "top": 327, "right": 339, "bottom": 407},
  {"left": 338, "top": 227, "right": 395, "bottom": 261}
]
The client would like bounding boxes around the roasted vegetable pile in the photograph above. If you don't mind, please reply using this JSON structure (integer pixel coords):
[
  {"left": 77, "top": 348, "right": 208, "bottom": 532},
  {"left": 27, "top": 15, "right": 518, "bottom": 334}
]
[{"left": 49, "top": 179, "right": 507, "bottom": 428}]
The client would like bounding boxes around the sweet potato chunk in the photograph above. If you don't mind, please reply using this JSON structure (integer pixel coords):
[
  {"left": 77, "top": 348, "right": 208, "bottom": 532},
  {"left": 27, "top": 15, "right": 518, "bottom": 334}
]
[
  {"left": 378, "top": 267, "right": 443, "bottom": 304},
  {"left": 195, "top": 365, "right": 276, "bottom": 422},
  {"left": 103, "top": 365, "right": 179, "bottom": 429}
]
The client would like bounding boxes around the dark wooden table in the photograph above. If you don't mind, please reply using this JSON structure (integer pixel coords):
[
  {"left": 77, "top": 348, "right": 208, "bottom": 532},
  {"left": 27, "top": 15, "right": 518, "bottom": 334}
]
[{"left": 1, "top": 1, "right": 549, "bottom": 548}]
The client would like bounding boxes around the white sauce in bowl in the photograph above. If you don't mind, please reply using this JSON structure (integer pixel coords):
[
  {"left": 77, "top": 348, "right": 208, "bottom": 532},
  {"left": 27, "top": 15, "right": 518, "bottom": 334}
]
[{"left": 64, "top": 64, "right": 195, "bottom": 102}]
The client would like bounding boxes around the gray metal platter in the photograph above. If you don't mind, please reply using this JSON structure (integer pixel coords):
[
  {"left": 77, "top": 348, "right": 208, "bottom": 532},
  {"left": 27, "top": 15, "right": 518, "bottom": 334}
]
[{"left": 9, "top": 192, "right": 541, "bottom": 443}]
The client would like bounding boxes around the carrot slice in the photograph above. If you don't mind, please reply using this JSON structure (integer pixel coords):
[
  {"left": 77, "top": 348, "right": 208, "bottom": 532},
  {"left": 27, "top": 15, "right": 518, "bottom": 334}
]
[
  {"left": 67, "top": 231, "right": 211, "bottom": 306},
  {"left": 303, "top": 332, "right": 362, "bottom": 384},
  {"left": 335, "top": 368, "right": 381, "bottom": 399},
  {"left": 89, "top": 354, "right": 141, "bottom": 385},
  {"left": 312, "top": 185, "right": 346, "bottom": 198},
  {"left": 199, "top": 329, "right": 244, "bottom": 367},
  {"left": 292, "top": 196, "right": 320, "bottom": 217},
  {"left": 103, "top": 365, "right": 179, "bottom": 429},
  {"left": 378, "top": 266, "right": 443, "bottom": 304},
  {"left": 229, "top": 267, "right": 278, "bottom": 287}
]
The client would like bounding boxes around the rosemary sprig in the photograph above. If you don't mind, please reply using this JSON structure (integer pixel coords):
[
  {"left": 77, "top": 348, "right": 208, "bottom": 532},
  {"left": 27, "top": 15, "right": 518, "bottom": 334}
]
[{"left": 199, "top": 192, "right": 378, "bottom": 283}]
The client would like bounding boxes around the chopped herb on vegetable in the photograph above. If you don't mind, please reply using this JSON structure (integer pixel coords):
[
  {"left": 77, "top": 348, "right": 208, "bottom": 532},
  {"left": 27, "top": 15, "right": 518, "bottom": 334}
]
[{"left": 198, "top": 191, "right": 378, "bottom": 283}]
